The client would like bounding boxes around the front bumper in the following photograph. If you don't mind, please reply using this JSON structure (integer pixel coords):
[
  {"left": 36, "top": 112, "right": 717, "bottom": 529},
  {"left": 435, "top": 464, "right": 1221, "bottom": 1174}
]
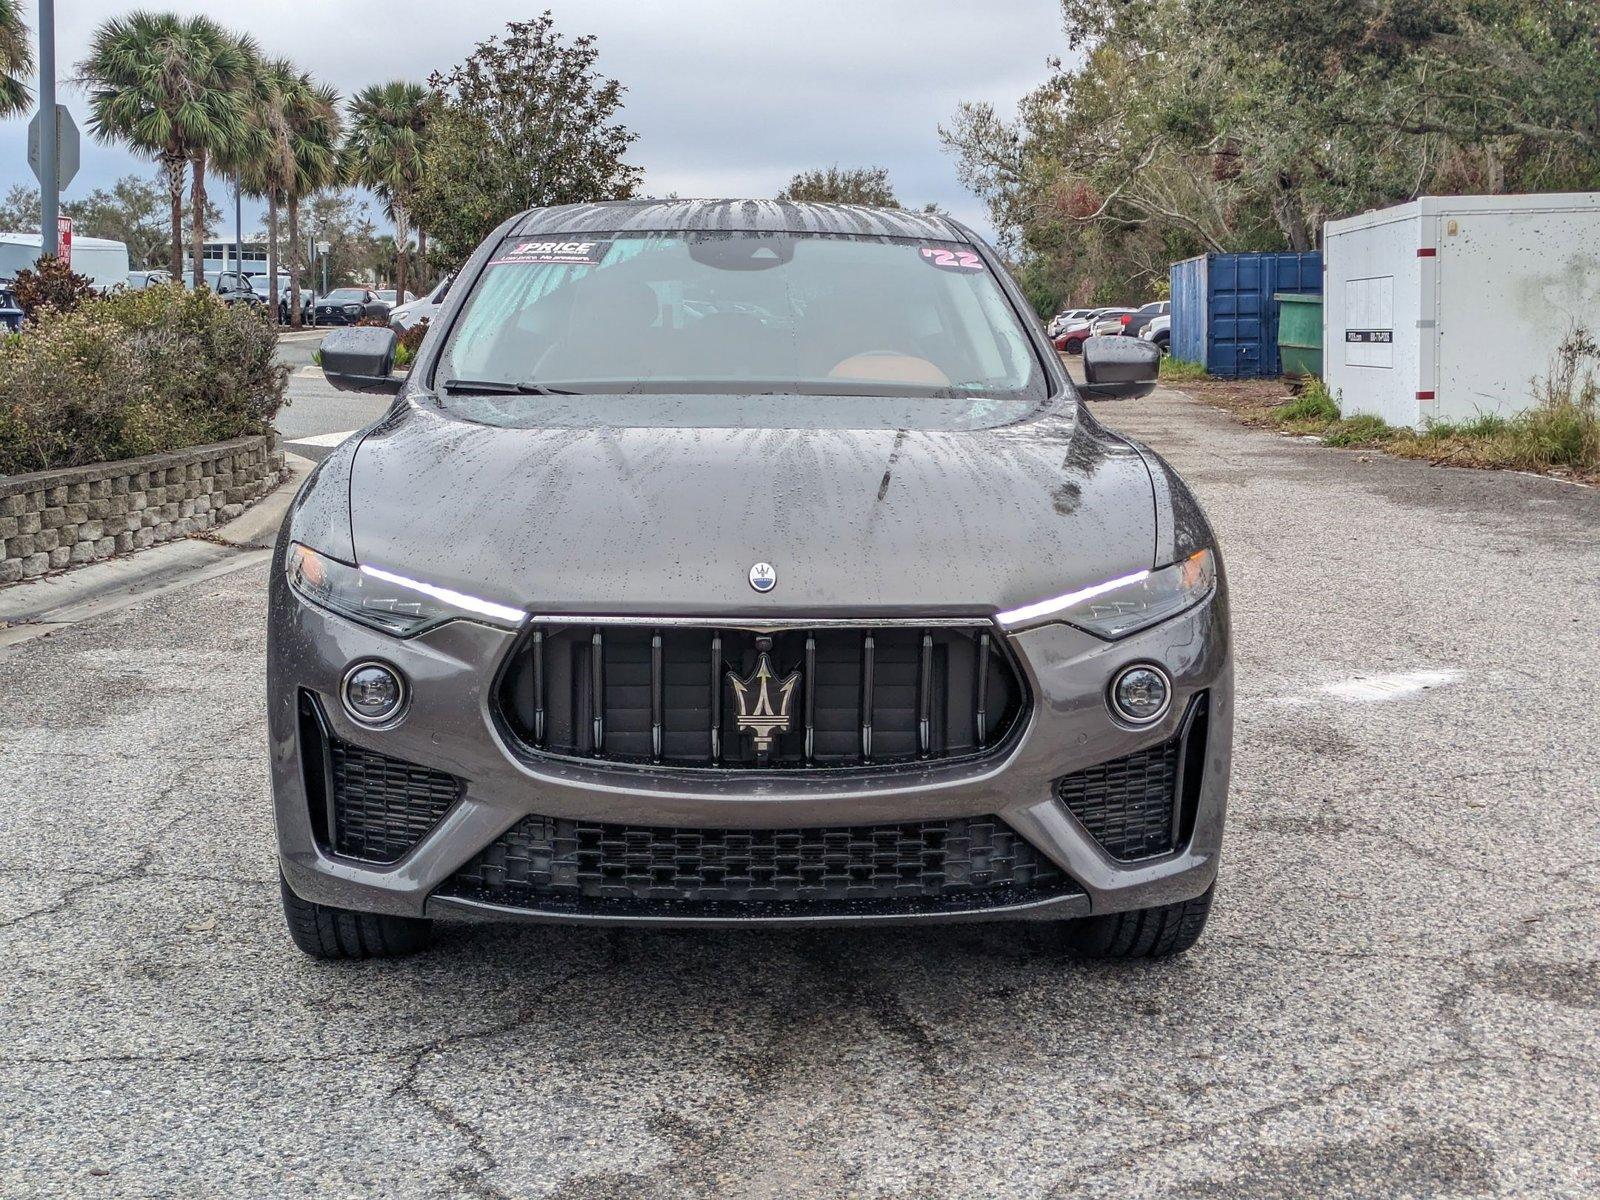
[{"left": 267, "top": 554, "right": 1232, "bottom": 928}]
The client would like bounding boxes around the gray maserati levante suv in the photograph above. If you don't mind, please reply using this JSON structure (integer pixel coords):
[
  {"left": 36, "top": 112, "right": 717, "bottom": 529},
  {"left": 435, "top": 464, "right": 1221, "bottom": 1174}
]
[{"left": 270, "top": 200, "right": 1231, "bottom": 959}]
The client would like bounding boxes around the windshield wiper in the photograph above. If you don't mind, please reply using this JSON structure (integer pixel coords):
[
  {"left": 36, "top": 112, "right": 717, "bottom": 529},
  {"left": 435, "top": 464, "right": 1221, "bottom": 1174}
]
[{"left": 439, "top": 378, "right": 577, "bottom": 396}]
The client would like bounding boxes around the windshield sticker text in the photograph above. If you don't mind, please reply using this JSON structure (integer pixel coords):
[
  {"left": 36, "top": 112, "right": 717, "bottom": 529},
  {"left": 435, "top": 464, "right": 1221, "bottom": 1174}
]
[
  {"left": 918, "top": 247, "right": 985, "bottom": 273},
  {"left": 491, "top": 239, "right": 611, "bottom": 267}
]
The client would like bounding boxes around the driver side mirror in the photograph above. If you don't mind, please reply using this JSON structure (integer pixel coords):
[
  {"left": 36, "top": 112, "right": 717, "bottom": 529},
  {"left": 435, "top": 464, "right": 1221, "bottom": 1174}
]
[
  {"left": 1079, "top": 336, "right": 1161, "bottom": 400},
  {"left": 320, "top": 326, "right": 401, "bottom": 395}
]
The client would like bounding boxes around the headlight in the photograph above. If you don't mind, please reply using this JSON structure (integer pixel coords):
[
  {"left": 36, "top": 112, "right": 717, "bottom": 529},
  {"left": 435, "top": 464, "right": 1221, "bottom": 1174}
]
[
  {"left": 997, "top": 549, "right": 1215, "bottom": 638},
  {"left": 286, "top": 543, "right": 524, "bottom": 636}
]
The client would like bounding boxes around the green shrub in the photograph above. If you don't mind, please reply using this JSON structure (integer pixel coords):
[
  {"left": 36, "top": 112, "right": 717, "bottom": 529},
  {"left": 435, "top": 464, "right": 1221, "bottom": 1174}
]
[
  {"left": 11, "top": 255, "right": 98, "bottom": 320},
  {"left": 0, "top": 284, "right": 288, "bottom": 475}
]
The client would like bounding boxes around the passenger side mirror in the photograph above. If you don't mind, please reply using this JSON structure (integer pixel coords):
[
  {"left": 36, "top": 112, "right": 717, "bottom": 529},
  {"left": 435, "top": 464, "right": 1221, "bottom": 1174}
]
[
  {"left": 1079, "top": 336, "right": 1161, "bottom": 400},
  {"left": 320, "top": 327, "right": 402, "bottom": 395}
]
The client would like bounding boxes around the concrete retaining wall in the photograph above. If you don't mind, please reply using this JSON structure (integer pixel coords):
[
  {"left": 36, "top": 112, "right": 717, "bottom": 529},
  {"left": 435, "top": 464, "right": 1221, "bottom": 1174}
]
[{"left": 0, "top": 434, "right": 286, "bottom": 585}]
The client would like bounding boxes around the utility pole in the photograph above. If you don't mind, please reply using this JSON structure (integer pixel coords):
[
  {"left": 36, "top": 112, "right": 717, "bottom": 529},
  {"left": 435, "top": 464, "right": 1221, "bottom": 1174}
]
[
  {"left": 234, "top": 184, "right": 243, "bottom": 279},
  {"left": 38, "top": 0, "right": 57, "bottom": 260}
]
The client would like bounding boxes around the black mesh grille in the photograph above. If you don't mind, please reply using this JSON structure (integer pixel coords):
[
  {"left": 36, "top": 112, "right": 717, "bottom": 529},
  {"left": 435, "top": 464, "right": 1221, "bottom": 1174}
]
[
  {"left": 437, "top": 814, "right": 1075, "bottom": 916},
  {"left": 1056, "top": 737, "right": 1182, "bottom": 860},
  {"left": 496, "top": 624, "right": 1027, "bottom": 770},
  {"left": 327, "top": 740, "right": 463, "bottom": 862}
]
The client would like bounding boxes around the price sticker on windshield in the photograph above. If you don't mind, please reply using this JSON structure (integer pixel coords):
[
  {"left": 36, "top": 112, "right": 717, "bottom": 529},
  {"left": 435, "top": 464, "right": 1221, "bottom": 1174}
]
[
  {"left": 490, "top": 239, "right": 612, "bottom": 267},
  {"left": 918, "top": 246, "right": 985, "bottom": 273}
]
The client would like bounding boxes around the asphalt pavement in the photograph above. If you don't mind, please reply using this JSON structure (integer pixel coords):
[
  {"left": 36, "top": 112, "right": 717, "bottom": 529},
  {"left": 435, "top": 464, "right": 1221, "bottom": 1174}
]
[{"left": 1, "top": 385, "right": 1596, "bottom": 1197}]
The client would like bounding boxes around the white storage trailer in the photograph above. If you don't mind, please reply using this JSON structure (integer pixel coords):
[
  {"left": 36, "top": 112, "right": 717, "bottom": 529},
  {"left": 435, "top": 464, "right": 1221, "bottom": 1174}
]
[
  {"left": 0, "top": 231, "right": 131, "bottom": 290},
  {"left": 1322, "top": 193, "right": 1600, "bottom": 429}
]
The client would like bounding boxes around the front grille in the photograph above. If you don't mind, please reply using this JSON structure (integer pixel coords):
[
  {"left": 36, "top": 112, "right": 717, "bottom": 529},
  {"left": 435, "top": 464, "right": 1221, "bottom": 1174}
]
[
  {"left": 299, "top": 697, "right": 464, "bottom": 863},
  {"left": 1054, "top": 695, "right": 1209, "bottom": 860},
  {"left": 496, "top": 623, "right": 1027, "bottom": 770},
  {"left": 436, "top": 814, "right": 1075, "bottom": 917}
]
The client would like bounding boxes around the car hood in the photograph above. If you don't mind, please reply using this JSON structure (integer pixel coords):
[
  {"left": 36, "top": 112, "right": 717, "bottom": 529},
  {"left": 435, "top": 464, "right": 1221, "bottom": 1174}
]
[{"left": 345, "top": 395, "right": 1158, "bottom": 617}]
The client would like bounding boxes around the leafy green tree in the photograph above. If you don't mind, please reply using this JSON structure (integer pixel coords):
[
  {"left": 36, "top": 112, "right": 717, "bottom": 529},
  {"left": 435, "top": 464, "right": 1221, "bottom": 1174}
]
[
  {"left": 295, "top": 189, "right": 382, "bottom": 291},
  {"left": 944, "top": 0, "right": 1600, "bottom": 302},
  {"left": 77, "top": 12, "right": 256, "bottom": 282},
  {"left": 409, "top": 14, "right": 641, "bottom": 266},
  {"left": 0, "top": 0, "right": 32, "bottom": 117},
  {"left": 778, "top": 166, "right": 902, "bottom": 207},
  {"left": 344, "top": 81, "right": 429, "bottom": 302},
  {"left": 0, "top": 176, "right": 220, "bottom": 269}
]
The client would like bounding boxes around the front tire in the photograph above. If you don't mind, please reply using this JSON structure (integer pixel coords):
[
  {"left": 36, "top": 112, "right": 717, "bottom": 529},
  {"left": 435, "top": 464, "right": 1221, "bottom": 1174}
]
[
  {"left": 279, "top": 873, "right": 434, "bottom": 959},
  {"left": 1058, "top": 885, "right": 1214, "bottom": 959},
  {"left": 1065, "top": 337, "right": 1085, "bottom": 356}
]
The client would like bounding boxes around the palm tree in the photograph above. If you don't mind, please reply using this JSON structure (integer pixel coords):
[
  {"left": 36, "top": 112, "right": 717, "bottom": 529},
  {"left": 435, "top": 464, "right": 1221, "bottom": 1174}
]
[
  {"left": 280, "top": 71, "right": 341, "bottom": 329},
  {"left": 78, "top": 13, "right": 255, "bottom": 283},
  {"left": 226, "top": 57, "right": 295, "bottom": 319},
  {"left": 345, "top": 81, "right": 429, "bottom": 303},
  {"left": 0, "top": 0, "right": 33, "bottom": 118}
]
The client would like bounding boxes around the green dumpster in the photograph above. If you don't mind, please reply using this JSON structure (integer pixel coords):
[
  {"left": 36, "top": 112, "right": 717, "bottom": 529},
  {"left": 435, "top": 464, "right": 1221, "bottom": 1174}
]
[{"left": 1275, "top": 292, "right": 1322, "bottom": 377}]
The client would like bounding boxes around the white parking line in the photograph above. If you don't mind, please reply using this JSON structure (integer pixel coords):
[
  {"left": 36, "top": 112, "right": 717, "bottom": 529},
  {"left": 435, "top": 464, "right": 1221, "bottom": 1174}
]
[
  {"left": 1269, "top": 669, "right": 1461, "bottom": 706},
  {"left": 1323, "top": 670, "right": 1459, "bottom": 702},
  {"left": 287, "top": 429, "right": 357, "bottom": 448}
]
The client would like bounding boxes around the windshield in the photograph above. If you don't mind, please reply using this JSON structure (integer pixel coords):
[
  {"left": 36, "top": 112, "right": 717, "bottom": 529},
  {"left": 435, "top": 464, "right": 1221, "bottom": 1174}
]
[
  {"left": 434, "top": 231, "right": 1044, "bottom": 400},
  {"left": 326, "top": 289, "right": 365, "bottom": 302}
]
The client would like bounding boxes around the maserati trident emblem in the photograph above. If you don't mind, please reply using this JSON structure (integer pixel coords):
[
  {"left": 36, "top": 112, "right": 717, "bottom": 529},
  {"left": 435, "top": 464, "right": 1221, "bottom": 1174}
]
[
  {"left": 748, "top": 561, "right": 776, "bottom": 592},
  {"left": 726, "top": 639, "right": 800, "bottom": 755}
]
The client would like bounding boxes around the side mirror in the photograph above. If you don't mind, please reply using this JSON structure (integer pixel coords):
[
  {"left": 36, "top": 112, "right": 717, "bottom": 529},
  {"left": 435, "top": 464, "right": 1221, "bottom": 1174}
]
[
  {"left": 1079, "top": 335, "right": 1161, "bottom": 400},
  {"left": 320, "top": 326, "right": 402, "bottom": 395}
]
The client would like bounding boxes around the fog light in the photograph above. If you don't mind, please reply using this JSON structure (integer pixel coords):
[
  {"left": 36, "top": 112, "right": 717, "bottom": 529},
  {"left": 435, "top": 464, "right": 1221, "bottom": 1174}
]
[
  {"left": 342, "top": 662, "right": 406, "bottom": 724},
  {"left": 1110, "top": 664, "right": 1170, "bottom": 724}
]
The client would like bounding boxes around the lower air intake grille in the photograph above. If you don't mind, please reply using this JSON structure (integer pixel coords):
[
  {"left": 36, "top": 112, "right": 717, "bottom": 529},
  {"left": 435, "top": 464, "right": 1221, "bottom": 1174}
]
[
  {"left": 437, "top": 814, "right": 1075, "bottom": 916},
  {"left": 327, "top": 738, "right": 463, "bottom": 863},
  {"left": 1054, "top": 695, "right": 1208, "bottom": 860}
]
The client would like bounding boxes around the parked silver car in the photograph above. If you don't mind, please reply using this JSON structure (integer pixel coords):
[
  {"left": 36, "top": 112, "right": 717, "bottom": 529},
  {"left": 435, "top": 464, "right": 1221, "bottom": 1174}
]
[{"left": 271, "top": 200, "right": 1230, "bottom": 960}]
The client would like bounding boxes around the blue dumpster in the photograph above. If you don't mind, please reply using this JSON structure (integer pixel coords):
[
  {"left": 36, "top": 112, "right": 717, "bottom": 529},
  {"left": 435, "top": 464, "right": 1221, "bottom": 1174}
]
[{"left": 1170, "top": 252, "right": 1322, "bottom": 378}]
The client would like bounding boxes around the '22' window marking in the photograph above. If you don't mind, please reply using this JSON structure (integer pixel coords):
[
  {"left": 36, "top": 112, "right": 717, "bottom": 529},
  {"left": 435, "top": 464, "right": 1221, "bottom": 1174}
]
[{"left": 919, "top": 247, "right": 985, "bottom": 273}]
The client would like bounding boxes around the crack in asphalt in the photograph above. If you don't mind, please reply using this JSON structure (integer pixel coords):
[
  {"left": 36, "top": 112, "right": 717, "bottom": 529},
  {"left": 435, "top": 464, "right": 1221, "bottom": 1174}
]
[
  {"left": 556, "top": 933, "right": 967, "bottom": 1198},
  {"left": 1044, "top": 1055, "right": 1485, "bottom": 1196},
  {"left": 0, "top": 783, "right": 202, "bottom": 932},
  {"left": 383, "top": 963, "right": 605, "bottom": 1200}
]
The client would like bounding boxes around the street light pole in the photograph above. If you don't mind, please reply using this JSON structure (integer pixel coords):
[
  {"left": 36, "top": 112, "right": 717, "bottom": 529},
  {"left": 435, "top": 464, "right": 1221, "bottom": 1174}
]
[{"left": 38, "top": 0, "right": 57, "bottom": 260}]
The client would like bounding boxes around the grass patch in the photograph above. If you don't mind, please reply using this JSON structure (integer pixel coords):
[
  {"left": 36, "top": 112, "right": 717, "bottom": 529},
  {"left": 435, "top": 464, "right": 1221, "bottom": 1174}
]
[
  {"left": 1322, "top": 414, "right": 1397, "bottom": 446},
  {"left": 1250, "top": 329, "right": 1599, "bottom": 477},
  {"left": 1157, "top": 325, "right": 1600, "bottom": 483},
  {"left": 1159, "top": 358, "right": 1209, "bottom": 382},
  {"left": 1271, "top": 380, "right": 1339, "bottom": 425}
]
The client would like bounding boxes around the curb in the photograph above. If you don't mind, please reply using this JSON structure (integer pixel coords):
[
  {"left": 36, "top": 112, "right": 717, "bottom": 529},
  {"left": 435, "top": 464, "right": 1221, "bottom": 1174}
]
[{"left": 0, "top": 452, "right": 313, "bottom": 650}]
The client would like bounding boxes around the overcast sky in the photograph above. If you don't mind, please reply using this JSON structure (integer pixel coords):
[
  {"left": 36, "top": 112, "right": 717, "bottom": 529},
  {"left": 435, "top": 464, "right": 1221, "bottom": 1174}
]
[{"left": 0, "top": 0, "right": 1066, "bottom": 241}]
